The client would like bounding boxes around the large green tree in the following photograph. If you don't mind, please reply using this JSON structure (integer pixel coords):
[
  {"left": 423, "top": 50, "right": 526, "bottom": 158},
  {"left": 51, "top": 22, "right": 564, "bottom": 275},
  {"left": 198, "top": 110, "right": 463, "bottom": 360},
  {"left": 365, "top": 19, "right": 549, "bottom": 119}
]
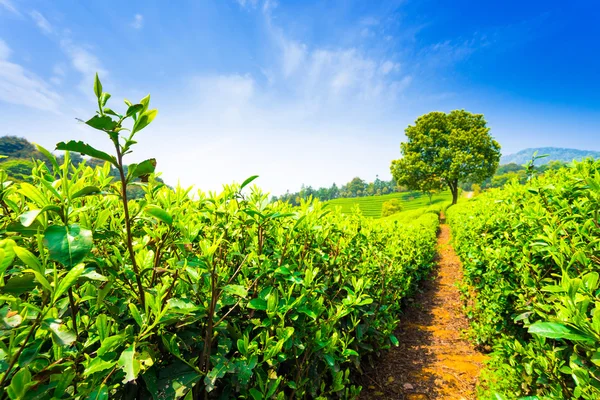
[{"left": 391, "top": 110, "right": 501, "bottom": 205}]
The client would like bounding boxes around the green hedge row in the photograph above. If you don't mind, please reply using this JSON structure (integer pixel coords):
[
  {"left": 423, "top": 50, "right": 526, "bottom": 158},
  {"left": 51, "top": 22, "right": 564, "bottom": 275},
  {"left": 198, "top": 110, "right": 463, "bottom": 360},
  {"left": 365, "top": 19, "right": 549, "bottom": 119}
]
[
  {"left": 447, "top": 159, "right": 600, "bottom": 399},
  {"left": 0, "top": 157, "right": 439, "bottom": 399}
]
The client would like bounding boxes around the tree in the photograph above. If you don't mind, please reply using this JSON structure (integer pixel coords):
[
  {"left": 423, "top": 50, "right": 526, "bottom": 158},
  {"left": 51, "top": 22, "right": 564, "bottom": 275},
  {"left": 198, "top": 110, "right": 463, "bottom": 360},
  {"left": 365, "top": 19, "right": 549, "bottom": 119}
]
[
  {"left": 347, "top": 177, "right": 366, "bottom": 197},
  {"left": 390, "top": 110, "right": 501, "bottom": 205}
]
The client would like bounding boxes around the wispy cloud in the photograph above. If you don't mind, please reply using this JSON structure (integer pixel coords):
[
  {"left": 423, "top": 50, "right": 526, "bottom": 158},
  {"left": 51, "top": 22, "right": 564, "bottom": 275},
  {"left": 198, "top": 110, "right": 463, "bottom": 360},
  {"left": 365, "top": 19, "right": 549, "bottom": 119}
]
[
  {"left": 60, "top": 39, "right": 106, "bottom": 96},
  {"left": 50, "top": 63, "right": 66, "bottom": 85},
  {"left": 30, "top": 10, "right": 53, "bottom": 34},
  {"left": 0, "top": 39, "right": 61, "bottom": 112},
  {"left": 0, "top": 38, "right": 10, "bottom": 59},
  {"left": 26, "top": 9, "right": 107, "bottom": 97},
  {"left": 264, "top": 7, "right": 410, "bottom": 109},
  {"left": 236, "top": 0, "right": 259, "bottom": 8},
  {"left": 131, "top": 14, "right": 143, "bottom": 29},
  {"left": 0, "top": 0, "right": 19, "bottom": 15}
]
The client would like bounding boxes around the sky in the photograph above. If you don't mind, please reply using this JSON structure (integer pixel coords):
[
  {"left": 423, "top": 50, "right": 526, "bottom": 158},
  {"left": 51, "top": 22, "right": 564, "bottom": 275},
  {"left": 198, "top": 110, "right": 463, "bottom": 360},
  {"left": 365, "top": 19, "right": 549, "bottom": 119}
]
[{"left": 0, "top": 0, "right": 599, "bottom": 195}]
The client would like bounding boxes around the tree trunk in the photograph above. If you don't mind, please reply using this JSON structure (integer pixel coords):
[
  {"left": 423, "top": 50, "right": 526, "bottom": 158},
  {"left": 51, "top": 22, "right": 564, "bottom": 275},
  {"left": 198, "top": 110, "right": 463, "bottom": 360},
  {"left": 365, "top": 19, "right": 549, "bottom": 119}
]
[{"left": 448, "top": 181, "right": 459, "bottom": 205}]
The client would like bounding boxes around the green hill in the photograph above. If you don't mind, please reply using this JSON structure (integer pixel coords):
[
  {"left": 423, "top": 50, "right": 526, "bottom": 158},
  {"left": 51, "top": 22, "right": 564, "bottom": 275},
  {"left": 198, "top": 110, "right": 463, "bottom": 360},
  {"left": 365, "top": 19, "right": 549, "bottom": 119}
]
[
  {"left": 325, "top": 190, "right": 451, "bottom": 218},
  {"left": 500, "top": 147, "right": 600, "bottom": 165}
]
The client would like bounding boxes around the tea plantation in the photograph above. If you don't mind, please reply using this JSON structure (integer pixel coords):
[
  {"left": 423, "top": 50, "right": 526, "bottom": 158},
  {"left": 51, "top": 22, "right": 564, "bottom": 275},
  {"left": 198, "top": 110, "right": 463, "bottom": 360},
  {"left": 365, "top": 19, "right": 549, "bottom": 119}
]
[{"left": 326, "top": 190, "right": 452, "bottom": 218}]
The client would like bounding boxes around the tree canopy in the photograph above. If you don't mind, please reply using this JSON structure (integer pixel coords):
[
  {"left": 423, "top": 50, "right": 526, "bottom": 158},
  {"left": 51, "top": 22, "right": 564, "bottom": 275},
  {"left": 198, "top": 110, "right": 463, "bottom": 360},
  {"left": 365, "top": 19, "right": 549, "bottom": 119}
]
[{"left": 391, "top": 110, "right": 501, "bottom": 204}]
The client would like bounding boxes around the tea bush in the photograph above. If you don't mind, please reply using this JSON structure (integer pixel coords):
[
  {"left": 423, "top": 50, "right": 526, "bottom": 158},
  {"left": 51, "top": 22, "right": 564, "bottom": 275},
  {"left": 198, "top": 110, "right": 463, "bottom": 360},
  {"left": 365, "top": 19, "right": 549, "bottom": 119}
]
[
  {"left": 0, "top": 77, "right": 440, "bottom": 399},
  {"left": 447, "top": 159, "right": 600, "bottom": 399},
  {"left": 380, "top": 199, "right": 402, "bottom": 217}
]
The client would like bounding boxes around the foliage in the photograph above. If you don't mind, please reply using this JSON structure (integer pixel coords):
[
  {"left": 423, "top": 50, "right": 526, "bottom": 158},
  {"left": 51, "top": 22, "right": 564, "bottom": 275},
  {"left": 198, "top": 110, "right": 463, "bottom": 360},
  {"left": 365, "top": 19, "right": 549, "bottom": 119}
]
[
  {"left": 391, "top": 110, "right": 501, "bottom": 205},
  {"left": 0, "top": 135, "right": 163, "bottom": 199},
  {"left": 0, "top": 159, "right": 35, "bottom": 183},
  {"left": 380, "top": 199, "right": 402, "bottom": 217},
  {"left": 0, "top": 76, "right": 441, "bottom": 399},
  {"left": 447, "top": 159, "right": 600, "bottom": 399}
]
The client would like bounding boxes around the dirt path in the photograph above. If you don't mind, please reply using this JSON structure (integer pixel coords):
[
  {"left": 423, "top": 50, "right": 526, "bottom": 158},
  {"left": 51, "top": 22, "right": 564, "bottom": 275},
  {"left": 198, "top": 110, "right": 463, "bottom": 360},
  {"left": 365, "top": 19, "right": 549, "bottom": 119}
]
[{"left": 360, "top": 222, "right": 487, "bottom": 399}]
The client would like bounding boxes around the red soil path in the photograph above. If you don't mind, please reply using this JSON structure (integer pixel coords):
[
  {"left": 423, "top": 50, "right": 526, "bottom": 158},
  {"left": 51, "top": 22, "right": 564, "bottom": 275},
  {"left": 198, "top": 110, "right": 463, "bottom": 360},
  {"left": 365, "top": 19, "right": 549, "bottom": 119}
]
[{"left": 360, "top": 222, "right": 487, "bottom": 399}]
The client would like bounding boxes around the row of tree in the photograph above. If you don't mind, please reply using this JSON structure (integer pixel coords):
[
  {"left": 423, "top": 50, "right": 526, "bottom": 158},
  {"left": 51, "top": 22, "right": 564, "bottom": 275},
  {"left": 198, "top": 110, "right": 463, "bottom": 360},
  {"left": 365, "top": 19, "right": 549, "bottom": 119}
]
[{"left": 271, "top": 176, "right": 402, "bottom": 205}]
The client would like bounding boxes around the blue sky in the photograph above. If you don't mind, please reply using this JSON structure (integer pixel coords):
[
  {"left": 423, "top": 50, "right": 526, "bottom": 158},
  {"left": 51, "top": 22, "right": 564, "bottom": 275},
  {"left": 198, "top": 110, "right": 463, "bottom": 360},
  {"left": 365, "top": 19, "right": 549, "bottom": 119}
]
[{"left": 0, "top": 0, "right": 599, "bottom": 194}]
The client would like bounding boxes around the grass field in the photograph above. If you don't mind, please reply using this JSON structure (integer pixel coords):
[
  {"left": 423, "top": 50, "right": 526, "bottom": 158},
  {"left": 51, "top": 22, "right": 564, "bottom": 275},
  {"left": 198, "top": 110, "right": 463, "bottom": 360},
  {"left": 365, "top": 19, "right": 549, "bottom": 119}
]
[{"left": 325, "top": 190, "right": 452, "bottom": 218}]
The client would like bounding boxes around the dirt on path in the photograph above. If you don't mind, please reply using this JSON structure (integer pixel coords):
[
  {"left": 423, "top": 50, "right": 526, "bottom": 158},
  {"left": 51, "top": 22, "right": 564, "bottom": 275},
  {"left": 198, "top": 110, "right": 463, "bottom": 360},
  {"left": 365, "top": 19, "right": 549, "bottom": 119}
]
[{"left": 359, "top": 222, "right": 487, "bottom": 400}]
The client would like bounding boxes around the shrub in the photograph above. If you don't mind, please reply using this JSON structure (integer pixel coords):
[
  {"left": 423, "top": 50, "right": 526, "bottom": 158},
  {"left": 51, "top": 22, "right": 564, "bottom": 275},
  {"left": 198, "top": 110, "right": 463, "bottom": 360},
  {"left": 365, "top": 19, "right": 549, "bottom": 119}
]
[{"left": 381, "top": 199, "right": 403, "bottom": 217}]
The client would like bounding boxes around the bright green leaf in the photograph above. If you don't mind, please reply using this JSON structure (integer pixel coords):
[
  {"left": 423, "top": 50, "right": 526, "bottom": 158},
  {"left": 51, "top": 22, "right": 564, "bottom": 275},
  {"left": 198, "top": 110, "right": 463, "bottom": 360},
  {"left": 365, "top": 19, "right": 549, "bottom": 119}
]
[
  {"left": 528, "top": 322, "right": 594, "bottom": 342},
  {"left": 143, "top": 205, "right": 172, "bottom": 225},
  {"left": 44, "top": 224, "right": 93, "bottom": 268},
  {"left": 56, "top": 141, "right": 117, "bottom": 166}
]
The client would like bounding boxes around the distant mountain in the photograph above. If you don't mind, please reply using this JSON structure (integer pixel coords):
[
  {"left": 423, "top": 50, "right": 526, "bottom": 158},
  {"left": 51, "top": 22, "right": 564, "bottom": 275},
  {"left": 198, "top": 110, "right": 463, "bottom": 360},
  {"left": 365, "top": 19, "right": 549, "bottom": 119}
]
[{"left": 501, "top": 147, "right": 600, "bottom": 165}]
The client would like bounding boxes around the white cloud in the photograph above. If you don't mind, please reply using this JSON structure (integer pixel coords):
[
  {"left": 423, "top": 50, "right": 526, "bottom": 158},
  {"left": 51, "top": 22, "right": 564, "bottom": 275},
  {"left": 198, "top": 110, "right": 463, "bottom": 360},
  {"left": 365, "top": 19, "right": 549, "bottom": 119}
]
[
  {"left": 0, "top": 39, "right": 11, "bottom": 59},
  {"left": 53, "top": 64, "right": 66, "bottom": 76},
  {"left": 379, "top": 60, "right": 400, "bottom": 75},
  {"left": 281, "top": 39, "right": 306, "bottom": 77},
  {"left": 0, "top": 0, "right": 19, "bottom": 15},
  {"left": 260, "top": 3, "right": 408, "bottom": 108},
  {"left": 0, "top": 39, "right": 61, "bottom": 111},
  {"left": 60, "top": 39, "right": 106, "bottom": 95},
  {"left": 30, "top": 10, "right": 53, "bottom": 34},
  {"left": 131, "top": 14, "right": 143, "bottom": 29}
]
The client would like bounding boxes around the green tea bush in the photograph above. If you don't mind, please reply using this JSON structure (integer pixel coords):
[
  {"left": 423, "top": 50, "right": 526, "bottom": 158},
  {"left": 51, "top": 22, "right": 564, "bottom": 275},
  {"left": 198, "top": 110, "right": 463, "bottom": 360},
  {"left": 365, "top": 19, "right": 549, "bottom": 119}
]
[
  {"left": 380, "top": 199, "right": 402, "bottom": 217},
  {"left": 0, "top": 77, "right": 440, "bottom": 399},
  {"left": 447, "top": 159, "right": 600, "bottom": 399}
]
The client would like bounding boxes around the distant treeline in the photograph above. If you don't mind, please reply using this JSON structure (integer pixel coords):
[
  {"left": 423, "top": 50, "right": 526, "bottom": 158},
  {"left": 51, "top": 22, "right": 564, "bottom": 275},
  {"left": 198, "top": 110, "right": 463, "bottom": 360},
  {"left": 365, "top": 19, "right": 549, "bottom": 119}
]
[
  {"left": 0, "top": 135, "right": 163, "bottom": 198},
  {"left": 272, "top": 176, "right": 401, "bottom": 205},
  {"left": 460, "top": 160, "right": 567, "bottom": 191},
  {"left": 275, "top": 161, "right": 570, "bottom": 206}
]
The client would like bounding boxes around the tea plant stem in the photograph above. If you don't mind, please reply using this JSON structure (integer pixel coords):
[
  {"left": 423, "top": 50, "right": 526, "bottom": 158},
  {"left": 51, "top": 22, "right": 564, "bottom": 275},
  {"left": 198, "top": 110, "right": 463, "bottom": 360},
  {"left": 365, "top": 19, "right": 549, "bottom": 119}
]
[
  {"left": 290, "top": 349, "right": 311, "bottom": 400},
  {"left": 227, "top": 254, "right": 249, "bottom": 284},
  {"left": 215, "top": 274, "right": 260, "bottom": 328},
  {"left": 201, "top": 260, "right": 219, "bottom": 373},
  {"left": 160, "top": 270, "right": 179, "bottom": 307},
  {"left": 114, "top": 143, "right": 146, "bottom": 309},
  {"left": 0, "top": 318, "right": 40, "bottom": 388},
  {"left": 68, "top": 287, "right": 79, "bottom": 338}
]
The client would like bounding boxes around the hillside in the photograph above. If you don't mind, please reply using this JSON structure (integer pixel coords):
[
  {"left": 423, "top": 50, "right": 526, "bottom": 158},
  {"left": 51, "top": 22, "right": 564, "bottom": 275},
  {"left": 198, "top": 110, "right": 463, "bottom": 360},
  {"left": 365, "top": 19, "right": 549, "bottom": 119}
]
[
  {"left": 500, "top": 147, "right": 600, "bottom": 165},
  {"left": 326, "top": 190, "right": 451, "bottom": 218}
]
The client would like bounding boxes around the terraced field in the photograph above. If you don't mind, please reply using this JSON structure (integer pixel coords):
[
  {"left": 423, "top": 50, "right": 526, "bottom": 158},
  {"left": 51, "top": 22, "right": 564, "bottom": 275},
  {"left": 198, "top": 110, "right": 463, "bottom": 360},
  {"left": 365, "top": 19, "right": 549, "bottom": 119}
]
[{"left": 326, "top": 190, "right": 452, "bottom": 218}]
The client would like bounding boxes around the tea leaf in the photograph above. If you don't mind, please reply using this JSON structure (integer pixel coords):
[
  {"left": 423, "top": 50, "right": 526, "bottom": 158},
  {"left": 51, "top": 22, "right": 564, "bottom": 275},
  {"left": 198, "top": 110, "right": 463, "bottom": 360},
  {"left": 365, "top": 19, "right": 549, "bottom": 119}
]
[
  {"left": 143, "top": 205, "right": 172, "bottom": 225},
  {"left": 86, "top": 115, "right": 118, "bottom": 132},
  {"left": 93, "top": 73, "right": 103, "bottom": 99},
  {"left": 43, "top": 318, "right": 77, "bottom": 346},
  {"left": 528, "top": 322, "right": 594, "bottom": 342},
  {"left": 54, "top": 263, "right": 85, "bottom": 301},
  {"left": 131, "top": 109, "right": 158, "bottom": 135},
  {"left": 44, "top": 224, "right": 93, "bottom": 268},
  {"left": 56, "top": 141, "right": 117, "bottom": 166},
  {"left": 117, "top": 345, "right": 141, "bottom": 383}
]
